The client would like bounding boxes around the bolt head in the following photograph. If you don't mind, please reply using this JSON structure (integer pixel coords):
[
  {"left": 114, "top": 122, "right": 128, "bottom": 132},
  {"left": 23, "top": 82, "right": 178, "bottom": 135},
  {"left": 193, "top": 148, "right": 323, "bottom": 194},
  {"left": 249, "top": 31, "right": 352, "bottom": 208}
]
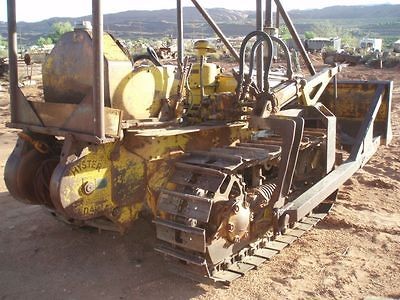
[
  {"left": 112, "top": 207, "right": 121, "bottom": 217},
  {"left": 83, "top": 182, "right": 95, "bottom": 195},
  {"left": 233, "top": 235, "right": 240, "bottom": 243},
  {"left": 187, "top": 218, "right": 198, "bottom": 227}
]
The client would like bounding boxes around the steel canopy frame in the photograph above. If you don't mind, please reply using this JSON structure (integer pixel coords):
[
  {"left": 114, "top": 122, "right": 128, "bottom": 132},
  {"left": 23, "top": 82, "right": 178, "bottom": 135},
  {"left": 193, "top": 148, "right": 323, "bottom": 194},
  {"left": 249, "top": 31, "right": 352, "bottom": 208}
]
[
  {"left": 92, "top": 0, "right": 105, "bottom": 140},
  {"left": 7, "top": 0, "right": 317, "bottom": 141},
  {"left": 180, "top": 0, "right": 317, "bottom": 88}
]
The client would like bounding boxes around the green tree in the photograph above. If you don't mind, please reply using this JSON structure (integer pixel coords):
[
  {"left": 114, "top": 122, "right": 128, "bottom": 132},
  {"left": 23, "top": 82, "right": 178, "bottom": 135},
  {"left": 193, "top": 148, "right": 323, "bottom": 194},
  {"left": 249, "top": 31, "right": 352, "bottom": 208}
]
[
  {"left": 0, "top": 35, "right": 7, "bottom": 57},
  {"left": 36, "top": 36, "right": 53, "bottom": 47},
  {"left": 162, "top": 36, "right": 172, "bottom": 47},
  {"left": 304, "top": 31, "right": 315, "bottom": 39},
  {"left": 0, "top": 34, "right": 7, "bottom": 47},
  {"left": 49, "top": 21, "right": 73, "bottom": 43},
  {"left": 34, "top": 21, "right": 73, "bottom": 47},
  {"left": 279, "top": 26, "right": 291, "bottom": 40}
]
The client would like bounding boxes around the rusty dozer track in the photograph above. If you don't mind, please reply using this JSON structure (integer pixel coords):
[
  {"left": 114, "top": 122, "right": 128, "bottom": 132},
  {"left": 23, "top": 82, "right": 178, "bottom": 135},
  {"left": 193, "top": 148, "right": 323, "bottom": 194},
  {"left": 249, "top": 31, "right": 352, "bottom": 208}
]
[
  {"left": 155, "top": 126, "right": 336, "bottom": 284},
  {"left": 4, "top": 0, "right": 393, "bottom": 285}
]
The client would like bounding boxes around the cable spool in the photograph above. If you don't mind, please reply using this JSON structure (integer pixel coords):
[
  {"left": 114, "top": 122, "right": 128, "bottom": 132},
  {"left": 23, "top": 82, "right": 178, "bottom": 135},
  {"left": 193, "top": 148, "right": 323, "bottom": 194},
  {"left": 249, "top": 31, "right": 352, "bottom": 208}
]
[{"left": 34, "top": 158, "right": 59, "bottom": 207}]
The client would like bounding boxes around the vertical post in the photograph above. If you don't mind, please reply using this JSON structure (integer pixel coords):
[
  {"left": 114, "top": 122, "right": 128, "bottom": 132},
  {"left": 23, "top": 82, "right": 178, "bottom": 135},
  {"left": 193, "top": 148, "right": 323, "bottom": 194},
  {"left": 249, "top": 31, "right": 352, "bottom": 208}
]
[
  {"left": 92, "top": 0, "right": 105, "bottom": 140},
  {"left": 256, "top": 0, "right": 264, "bottom": 91},
  {"left": 275, "top": 10, "right": 280, "bottom": 28},
  {"left": 177, "top": 0, "right": 184, "bottom": 66},
  {"left": 265, "top": 0, "right": 273, "bottom": 28},
  {"left": 7, "top": 0, "right": 18, "bottom": 123},
  {"left": 274, "top": 0, "right": 316, "bottom": 75},
  {"left": 333, "top": 73, "right": 338, "bottom": 114}
]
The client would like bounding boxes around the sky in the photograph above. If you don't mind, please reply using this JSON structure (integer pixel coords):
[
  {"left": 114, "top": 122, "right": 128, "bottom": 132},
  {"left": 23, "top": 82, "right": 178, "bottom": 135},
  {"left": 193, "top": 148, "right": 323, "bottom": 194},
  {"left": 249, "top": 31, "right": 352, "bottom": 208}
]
[{"left": 0, "top": 0, "right": 399, "bottom": 22}]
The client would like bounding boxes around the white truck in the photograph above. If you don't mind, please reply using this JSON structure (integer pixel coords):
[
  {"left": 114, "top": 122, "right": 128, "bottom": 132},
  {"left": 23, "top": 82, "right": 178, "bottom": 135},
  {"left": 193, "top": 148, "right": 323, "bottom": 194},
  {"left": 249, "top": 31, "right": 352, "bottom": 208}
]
[{"left": 360, "top": 38, "right": 383, "bottom": 52}]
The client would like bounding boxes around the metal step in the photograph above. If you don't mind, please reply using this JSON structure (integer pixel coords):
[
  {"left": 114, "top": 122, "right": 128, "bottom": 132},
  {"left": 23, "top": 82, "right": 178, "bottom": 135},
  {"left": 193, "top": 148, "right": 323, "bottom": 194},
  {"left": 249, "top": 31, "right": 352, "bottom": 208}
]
[
  {"left": 301, "top": 217, "right": 321, "bottom": 225},
  {"left": 241, "top": 255, "right": 266, "bottom": 268},
  {"left": 285, "top": 228, "right": 306, "bottom": 238},
  {"left": 303, "top": 128, "right": 327, "bottom": 137},
  {"left": 227, "top": 262, "right": 255, "bottom": 275},
  {"left": 295, "top": 222, "right": 314, "bottom": 231},
  {"left": 210, "top": 146, "right": 272, "bottom": 162},
  {"left": 254, "top": 248, "right": 278, "bottom": 259},
  {"left": 171, "top": 167, "right": 225, "bottom": 193},
  {"left": 275, "top": 234, "right": 297, "bottom": 244},
  {"left": 265, "top": 240, "right": 289, "bottom": 252},
  {"left": 237, "top": 142, "right": 281, "bottom": 157},
  {"left": 175, "top": 162, "right": 225, "bottom": 176},
  {"left": 211, "top": 270, "right": 242, "bottom": 285},
  {"left": 257, "top": 136, "right": 283, "bottom": 144},
  {"left": 310, "top": 212, "right": 328, "bottom": 220},
  {"left": 182, "top": 150, "right": 243, "bottom": 171}
]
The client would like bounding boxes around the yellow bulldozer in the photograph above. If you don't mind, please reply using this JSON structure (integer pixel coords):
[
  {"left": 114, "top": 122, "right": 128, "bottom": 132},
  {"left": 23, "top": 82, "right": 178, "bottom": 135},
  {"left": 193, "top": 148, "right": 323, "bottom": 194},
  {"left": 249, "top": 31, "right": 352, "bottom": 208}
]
[{"left": 4, "top": 0, "right": 392, "bottom": 284}]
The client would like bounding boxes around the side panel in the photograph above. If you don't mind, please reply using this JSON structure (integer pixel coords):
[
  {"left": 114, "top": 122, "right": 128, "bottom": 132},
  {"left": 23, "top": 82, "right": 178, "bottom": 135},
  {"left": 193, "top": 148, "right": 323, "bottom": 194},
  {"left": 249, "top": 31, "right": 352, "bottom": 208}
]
[{"left": 48, "top": 124, "right": 251, "bottom": 230}]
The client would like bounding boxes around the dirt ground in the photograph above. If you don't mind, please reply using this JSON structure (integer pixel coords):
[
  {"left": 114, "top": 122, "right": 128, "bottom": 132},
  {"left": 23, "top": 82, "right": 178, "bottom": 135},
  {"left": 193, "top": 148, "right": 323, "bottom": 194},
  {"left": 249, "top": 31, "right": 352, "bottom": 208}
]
[{"left": 0, "top": 61, "right": 399, "bottom": 300}]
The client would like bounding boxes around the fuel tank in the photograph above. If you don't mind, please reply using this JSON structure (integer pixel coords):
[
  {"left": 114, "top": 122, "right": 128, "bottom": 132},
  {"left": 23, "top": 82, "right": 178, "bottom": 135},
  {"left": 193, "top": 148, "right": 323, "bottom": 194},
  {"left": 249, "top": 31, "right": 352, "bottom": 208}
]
[{"left": 42, "top": 27, "right": 177, "bottom": 120}]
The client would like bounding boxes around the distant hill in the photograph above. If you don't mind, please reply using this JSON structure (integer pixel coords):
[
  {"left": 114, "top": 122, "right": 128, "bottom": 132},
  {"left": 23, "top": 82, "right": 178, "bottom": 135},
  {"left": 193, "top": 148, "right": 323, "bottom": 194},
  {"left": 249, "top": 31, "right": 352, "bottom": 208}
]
[
  {"left": 289, "top": 4, "right": 400, "bottom": 19},
  {"left": 0, "top": 4, "right": 399, "bottom": 46}
]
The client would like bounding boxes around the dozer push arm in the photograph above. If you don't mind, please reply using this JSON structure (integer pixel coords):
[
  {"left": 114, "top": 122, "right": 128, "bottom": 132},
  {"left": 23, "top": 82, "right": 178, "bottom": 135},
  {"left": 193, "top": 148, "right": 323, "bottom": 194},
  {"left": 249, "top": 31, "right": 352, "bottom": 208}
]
[{"left": 298, "top": 65, "right": 342, "bottom": 106}]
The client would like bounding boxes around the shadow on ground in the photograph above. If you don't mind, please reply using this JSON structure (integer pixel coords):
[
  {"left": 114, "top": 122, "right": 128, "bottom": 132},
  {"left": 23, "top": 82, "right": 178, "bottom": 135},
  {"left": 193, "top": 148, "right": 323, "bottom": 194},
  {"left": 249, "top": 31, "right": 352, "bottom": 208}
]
[{"left": 0, "top": 191, "right": 209, "bottom": 299}]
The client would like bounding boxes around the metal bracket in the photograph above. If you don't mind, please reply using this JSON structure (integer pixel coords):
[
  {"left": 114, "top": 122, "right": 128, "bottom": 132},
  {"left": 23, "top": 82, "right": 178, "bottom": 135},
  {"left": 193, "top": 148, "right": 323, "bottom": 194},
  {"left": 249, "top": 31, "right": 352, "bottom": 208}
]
[
  {"left": 7, "top": 88, "right": 122, "bottom": 144},
  {"left": 250, "top": 116, "right": 304, "bottom": 209}
]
